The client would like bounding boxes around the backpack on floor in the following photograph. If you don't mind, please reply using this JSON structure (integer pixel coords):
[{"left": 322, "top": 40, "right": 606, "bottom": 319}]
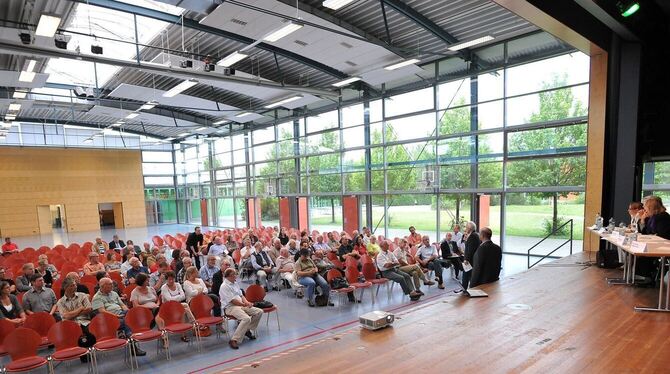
[
  {"left": 597, "top": 246, "right": 620, "bottom": 269},
  {"left": 315, "top": 294, "right": 329, "bottom": 307}
]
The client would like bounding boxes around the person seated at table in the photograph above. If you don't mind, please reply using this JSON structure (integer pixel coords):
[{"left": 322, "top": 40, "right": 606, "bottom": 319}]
[
  {"left": 628, "top": 202, "right": 644, "bottom": 232},
  {"left": 416, "top": 236, "right": 445, "bottom": 289},
  {"left": 126, "top": 257, "right": 149, "bottom": 284},
  {"left": 130, "top": 273, "right": 164, "bottom": 329},
  {"left": 250, "top": 242, "right": 275, "bottom": 291},
  {"left": 22, "top": 274, "right": 59, "bottom": 320},
  {"left": 366, "top": 236, "right": 381, "bottom": 257},
  {"left": 218, "top": 269, "right": 262, "bottom": 350},
  {"left": 470, "top": 227, "right": 502, "bottom": 288},
  {"left": 83, "top": 252, "right": 105, "bottom": 276},
  {"left": 407, "top": 226, "right": 422, "bottom": 248},
  {"left": 16, "top": 263, "right": 35, "bottom": 292},
  {"left": 394, "top": 239, "right": 435, "bottom": 289},
  {"left": 295, "top": 248, "right": 332, "bottom": 307},
  {"left": 0, "top": 281, "right": 25, "bottom": 326},
  {"left": 2, "top": 237, "right": 18, "bottom": 255},
  {"left": 377, "top": 241, "right": 422, "bottom": 299},
  {"left": 109, "top": 235, "right": 125, "bottom": 251},
  {"left": 0, "top": 268, "right": 16, "bottom": 294},
  {"left": 637, "top": 196, "right": 670, "bottom": 281},
  {"left": 93, "top": 237, "right": 109, "bottom": 253},
  {"left": 36, "top": 258, "right": 54, "bottom": 287}
]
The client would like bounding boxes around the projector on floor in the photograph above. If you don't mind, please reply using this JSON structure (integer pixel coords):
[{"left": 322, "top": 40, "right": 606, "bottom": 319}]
[{"left": 359, "top": 311, "right": 394, "bottom": 330}]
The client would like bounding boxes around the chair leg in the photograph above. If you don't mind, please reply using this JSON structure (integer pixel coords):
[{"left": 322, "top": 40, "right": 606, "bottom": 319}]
[{"left": 275, "top": 312, "right": 280, "bottom": 330}]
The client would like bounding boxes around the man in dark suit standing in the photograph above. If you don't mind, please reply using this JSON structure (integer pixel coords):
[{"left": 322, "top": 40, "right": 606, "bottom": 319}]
[
  {"left": 461, "top": 221, "right": 481, "bottom": 290},
  {"left": 470, "top": 227, "right": 502, "bottom": 288},
  {"left": 186, "top": 226, "right": 205, "bottom": 269}
]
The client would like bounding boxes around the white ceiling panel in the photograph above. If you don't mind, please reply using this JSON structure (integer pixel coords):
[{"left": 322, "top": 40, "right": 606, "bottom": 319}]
[
  {"left": 0, "top": 98, "right": 35, "bottom": 115},
  {"left": 87, "top": 105, "right": 201, "bottom": 128},
  {"left": 229, "top": 112, "right": 264, "bottom": 123},
  {"left": 360, "top": 64, "right": 426, "bottom": 86},
  {"left": 0, "top": 71, "right": 50, "bottom": 89}
]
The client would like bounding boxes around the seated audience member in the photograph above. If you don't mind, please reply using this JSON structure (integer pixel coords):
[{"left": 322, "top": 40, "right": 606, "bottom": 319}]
[
  {"left": 407, "top": 226, "right": 422, "bottom": 247},
  {"left": 149, "top": 262, "right": 170, "bottom": 293},
  {"left": 295, "top": 248, "right": 332, "bottom": 307},
  {"left": 160, "top": 271, "right": 196, "bottom": 341},
  {"left": 2, "top": 237, "right": 18, "bottom": 255},
  {"left": 313, "top": 236, "right": 330, "bottom": 252},
  {"left": 199, "top": 255, "right": 219, "bottom": 291},
  {"left": 239, "top": 239, "right": 254, "bottom": 263},
  {"left": 37, "top": 254, "right": 59, "bottom": 277},
  {"left": 218, "top": 268, "right": 263, "bottom": 350},
  {"left": 120, "top": 254, "right": 136, "bottom": 275},
  {"left": 177, "top": 257, "right": 193, "bottom": 284},
  {"left": 22, "top": 274, "right": 59, "bottom": 319},
  {"left": 286, "top": 239, "right": 299, "bottom": 259},
  {"left": 109, "top": 235, "right": 125, "bottom": 251},
  {"left": 416, "top": 236, "right": 445, "bottom": 289},
  {"left": 366, "top": 236, "right": 381, "bottom": 257},
  {"left": 36, "top": 258, "right": 54, "bottom": 287},
  {"left": 377, "top": 241, "right": 422, "bottom": 299},
  {"left": 16, "top": 263, "right": 36, "bottom": 292},
  {"left": 628, "top": 202, "right": 644, "bottom": 232},
  {"left": 139, "top": 243, "right": 152, "bottom": 265},
  {"left": 361, "top": 227, "right": 372, "bottom": 245},
  {"left": 130, "top": 273, "right": 164, "bottom": 329},
  {"left": 185, "top": 265, "right": 221, "bottom": 318},
  {"left": 126, "top": 257, "right": 149, "bottom": 284},
  {"left": 461, "top": 221, "right": 482, "bottom": 290},
  {"left": 266, "top": 239, "right": 283, "bottom": 263},
  {"left": 93, "top": 237, "right": 109, "bottom": 253},
  {"left": 83, "top": 252, "right": 106, "bottom": 276},
  {"left": 60, "top": 272, "right": 90, "bottom": 297},
  {"left": 57, "top": 277, "right": 92, "bottom": 329},
  {"left": 126, "top": 240, "right": 142, "bottom": 256},
  {"left": 174, "top": 250, "right": 191, "bottom": 274},
  {"left": 250, "top": 242, "right": 275, "bottom": 291},
  {"left": 470, "top": 227, "right": 502, "bottom": 288},
  {"left": 274, "top": 248, "right": 303, "bottom": 297},
  {"left": 0, "top": 281, "right": 25, "bottom": 325},
  {"left": 327, "top": 232, "right": 340, "bottom": 251},
  {"left": 0, "top": 268, "right": 16, "bottom": 294},
  {"left": 394, "top": 239, "right": 435, "bottom": 289},
  {"left": 338, "top": 237, "right": 360, "bottom": 263},
  {"left": 211, "top": 261, "right": 233, "bottom": 296},
  {"left": 350, "top": 230, "right": 360, "bottom": 246},
  {"left": 452, "top": 224, "right": 464, "bottom": 246},
  {"left": 440, "top": 232, "right": 464, "bottom": 278},
  {"left": 104, "top": 251, "right": 122, "bottom": 274},
  {"left": 146, "top": 249, "right": 161, "bottom": 271},
  {"left": 91, "top": 278, "right": 146, "bottom": 354},
  {"left": 94, "top": 271, "right": 123, "bottom": 297},
  {"left": 208, "top": 236, "right": 228, "bottom": 258},
  {"left": 278, "top": 227, "right": 289, "bottom": 246},
  {"left": 294, "top": 240, "right": 314, "bottom": 262},
  {"left": 225, "top": 235, "right": 239, "bottom": 252}
]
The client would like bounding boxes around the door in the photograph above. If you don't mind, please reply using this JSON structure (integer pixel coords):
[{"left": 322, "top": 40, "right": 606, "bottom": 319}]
[{"left": 36, "top": 205, "right": 52, "bottom": 234}]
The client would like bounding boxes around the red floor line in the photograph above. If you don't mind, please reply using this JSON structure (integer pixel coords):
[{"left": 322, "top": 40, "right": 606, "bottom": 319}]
[{"left": 189, "top": 292, "right": 448, "bottom": 374}]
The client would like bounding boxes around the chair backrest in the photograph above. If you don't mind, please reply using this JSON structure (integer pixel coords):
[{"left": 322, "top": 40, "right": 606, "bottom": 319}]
[
  {"left": 16, "top": 292, "right": 24, "bottom": 305},
  {"left": 345, "top": 266, "right": 361, "bottom": 284},
  {"left": 152, "top": 236, "right": 164, "bottom": 247},
  {"left": 125, "top": 307, "right": 154, "bottom": 334},
  {"left": 60, "top": 263, "right": 80, "bottom": 275},
  {"left": 89, "top": 313, "right": 120, "bottom": 341},
  {"left": 0, "top": 319, "right": 16, "bottom": 346},
  {"left": 245, "top": 284, "right": 265, "bottom": 303},
  {"left": 4, "top": 328, "right": 41, "bottom": 360},
  {"left": 38, "top": 246, "right": 51, "bottom": 254},
  {"left": 360, "top": 254, "right": 373, "bottom": 265},
  {"left": 331, "top": 258, "right": 344, "bottom": 270},
  {"left": 47, "top": 320, "right": 82, "bottom": 350},
  {"left": 80, "top": 275, "right": 97, "bottom": 284},
  {"left": 189, "top": 294, "right": 215, "bottom": 319},
  {"left": 172, "top": 240, "right": 183, "bottom": 250},
  {"left": 24, "top": 311, "right": 56, "bottom": 338},
  {"left": 362, "top": 262, "right": 379, "bottom": 281},
  {"left": 326, "top": 252, "right": 338, "bottom": 261},
  {"left": 231, "top": 250, "right": 241, "bottom": 265},
  {"left": 326, "top": 269, "right": 343, "bottom": 283},
  {"left": 344, "top": 256, "right": 358, "bottom": 269},
  {"left": 158, "top": 301, "right": 186, "bottom": 325},
  {"left": 124, "top": 284, "right": 137, "bottom": 301},
  {"left": 67, "top": 243, "right": 81, "bottom": 252}
]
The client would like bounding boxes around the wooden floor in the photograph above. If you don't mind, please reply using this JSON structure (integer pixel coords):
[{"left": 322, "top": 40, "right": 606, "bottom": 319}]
[{"left": 218, "top": 253, "right": 670, "bottom": 374}]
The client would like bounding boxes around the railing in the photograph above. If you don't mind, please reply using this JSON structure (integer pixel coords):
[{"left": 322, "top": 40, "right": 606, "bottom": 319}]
[{"left": 527, "top": 219, "right": 574, "bottom": 268}]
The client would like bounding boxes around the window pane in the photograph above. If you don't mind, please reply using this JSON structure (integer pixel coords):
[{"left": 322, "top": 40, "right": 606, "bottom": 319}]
[
  {"left": 477, "top": 71, "right": 504, "bottom": 102},
  {"left": 440, "top": 164, "right": 472, "bottom": 189},
  {"left": 477, "top": 100, "right": 503, "bottom": 130},
  {"left": 478, "top": 162, "right": 503, "bottom": 189},
  {"left": 253, "top": 143, "right": 276, "bottom": 162},
  {"left": 438, "top": 78, "right": 470, "bottom": 109},
  {"left": 277, "top": 121, "right": 294, "bottom": 140},
  {"left": 342, "top": 150, "right": 366, "bottom": 172},
  {"left": 507, "top": 156, "right": 586, "bottom": 188},
  {"left": 508, "top": 124, "right": 588, "bottom": 157},
  {"left": 309, "top": 174, "right": 342, "bottom": 193},
  {"left": 343, "top": 171, "right": 366, "bottom": 192},
  {"left": 478, "top": 133, "right": 504, "bottom": 162},
  {"left": 144, "top": 176, "right": 173, "bottom": 185},
  {"left": 438, "top": 136, "right": 473, "bottom": 164},
  {"left": 142, "top": 163, "right": 174, "bottom": 175},
  {"left": 342, "top": 125, "right": 365, "bottom": 149},
  {"left": 342, "top": 104, "right": 364, "bottom": 128},
  {"left": 384, "top": 113, "right": 435, "bottom": 142},
  {"left": 306, "top": 110, "right": 338, "bottom": 133},
  {"left": 438, "top": 106, "right": 470, "bottom": 135},
  {"left": 310, "top": 197, "right": 342, "bottom": 232},
  {"left": 217, "top": 198, "right": 235, "bottom": 227},
  {"left": 506, "top": 53, "right": 590, "bottom": 97},
  {"left": 439, "top": 194, "right": 471, "bottom": 234},
  {"left": 142, "top": 151, "right": 172, "bottom": 162},
  {"left": 253, "top": 126, "right": 274, "bottom": 144},
  {"left": 506, "top": 85, "right": 589, "bottom": 126},
  {"left": 386, "top": 194, "right": 435, "bottom": 240},
  {"left": 385, "top": 87, "right": 434, "bottom": 117}
]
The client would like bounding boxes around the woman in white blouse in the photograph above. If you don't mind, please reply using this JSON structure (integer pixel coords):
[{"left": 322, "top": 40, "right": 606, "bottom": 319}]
[
  {"left": 182, "top": 266, "right": 208, "bottom": 303},
  {"left": 160, "top": 271, "right": 195, "bottom": 341}
]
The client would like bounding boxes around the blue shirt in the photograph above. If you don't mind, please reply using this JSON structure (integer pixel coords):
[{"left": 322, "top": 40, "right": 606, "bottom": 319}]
[{"left": 126, "top": 266, "right": 148, "bottom": 281}]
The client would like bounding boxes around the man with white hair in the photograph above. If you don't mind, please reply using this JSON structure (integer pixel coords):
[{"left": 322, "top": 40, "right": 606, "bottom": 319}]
[
  {"left": 377, "top": 241, "right": 422, "bottom": 299},
  {"left": 416, "top": 235, "right": 445, "bottom": 289},
  {"left": 266, "top": 239, "right": 283, "bottom": 263},
  {"left": 274, "top": 247, "right": 303, "bottom": 297},
  {"left": 208, "top": 236, "right": 228, "bottom": 257},
  {"left": 250, "top": 242, "right": 275, "bottom": 291},
  {"left": 313, "top": 236, "right": 330, "bottom": 251},
  {"left": 461, "top": 221, "right": 482, "bottom": 290}
]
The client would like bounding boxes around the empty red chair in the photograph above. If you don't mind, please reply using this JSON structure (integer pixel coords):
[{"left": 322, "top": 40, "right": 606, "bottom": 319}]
[
  {"left": 152, "top": 236, "right": 164, "bottom": 247},
  {"left": 52, "top": 244, "right": 66, "bottom": 253},
  {"left": 0, "top": 319, "right": 15, "bottom": 358},
  {"left": 37, "top": 246, "right": 50, "bottom": 254},
  {"left": 48, "top": 320, "right": 93, "bottom": 371},
  {"left": 189, "top": 294, "right": 224, "bottom": 340},
  {"left": 126, "top": 307, "right": 166, "bottom": 362},
  {"left": 3, "top": 327, "right": 48, "bottom": 372},
  {"left": 60, "top": 263, "right": 80, "bottom": 276},
  {"left": 159, "top": 301, "right": 197, "bottom": 354},
  {"left": 345, "top": 266, "right": 372, "bottom": 302},
  {"left": 344, "top": 256, "right": 358, "bottom": 269},
  {"left": 360, "top": 255, "right": 373, "bottom": 265},
  {"left": 326, "top": 252, "right": 338, "bottom": 262},
  {"left": 67, "top": 243, "right": 81, "bottom": 252},
  {"left": 24, "top": 312, "right": 56, "bottom": 348},
  {"left": 245, "top": 284, "right": 280, "bottom": 332},
  {"left": 89, "top": 313, "right": 134, "bottom": 370}
]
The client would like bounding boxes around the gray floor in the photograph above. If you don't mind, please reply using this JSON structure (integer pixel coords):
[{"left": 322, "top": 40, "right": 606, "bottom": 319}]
[{"left": 5, "top": 224, "right": 565, "bottom": 373}]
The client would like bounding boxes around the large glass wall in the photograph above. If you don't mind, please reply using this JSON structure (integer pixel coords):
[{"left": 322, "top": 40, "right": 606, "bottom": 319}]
[{"left": 140, "top": 48, "right": 589, "bottom": 255}]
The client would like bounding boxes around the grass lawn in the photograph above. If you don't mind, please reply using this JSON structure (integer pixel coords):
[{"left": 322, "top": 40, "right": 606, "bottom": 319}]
[{"left": 311, "top": 203, "right": 585, "bottom": 240}]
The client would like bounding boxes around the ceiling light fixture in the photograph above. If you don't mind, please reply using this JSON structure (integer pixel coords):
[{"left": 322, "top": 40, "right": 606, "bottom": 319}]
[
  {"left": 111, "top": 121, "right": 124, "bottom": 127},
  {"left": 1, "top": 122, "right": 11, "bottom": 128},
  {"left": 332, "top": 76, "right": 362, "bottom": 87},
  {"left": 35, "top": 15, "right": 61, "bottom": 37},
  {"left": 13, "top": 90, "right": 27, "bottom": 99},
  {"left": 139, "top": 101, "right": 158, "bottom": 111},
  {"left": 163, "top": 79, "right": 198, "bottom": 97},
  {"left": 161, "top": 137, "right": 175, "bottom": 142},
  {"left": 617, "top": 0, "right": 640, "bottom": 17},
  {"left": 384, "top": 58, "right": 420, "bottom": 70},
  {"left": 18, "top": 71, "right": 35, "bottom": 82},
  {"left": 5, "top": 114, "right": 16, "bottom": 121},
  {"left": 25, "top": 60, "right": 37, "bottom": 72},
  {"left": 447, "top": 35, "right": 494, "bottom": 51},
  {"left": 178, "top": 132, "right": 191, "bottom": 137},
  {"left": 322, "top": 0, "right": 356, "bottom": 10},
  {"left": 217, "top": 51, "right": 249, "bottom": 67},
  {"left": 126, "top": 112, "right": 139, "bottom": 119},
  {"left": 213, "top": 119, "right": 229, "bottom": 125},
  {"left": 235, "top": 112, "right": 253, "bottom": 118},
  {"left": 264, "top": 21, "right": 304, "bottom": 42},
  {"left": 8, "top": 103, "right": 21, "bottom": 112},
  {"left": 264, "top": 95, "right": 303, "bottom": 109},
  {"left": 196, "top": 127, "right": 208, "bottom": 131}
]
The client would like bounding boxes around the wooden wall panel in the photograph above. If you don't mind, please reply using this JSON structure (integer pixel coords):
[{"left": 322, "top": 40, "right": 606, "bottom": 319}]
[{"left": 0, "top": 147, "right": 146, "bottom": 237}]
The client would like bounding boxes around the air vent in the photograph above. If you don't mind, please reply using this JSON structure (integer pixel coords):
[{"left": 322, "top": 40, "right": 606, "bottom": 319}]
[
  {"left": 345, "top": 60, "right": 357, "bottom": 67},
  {"left": 230, "top": 18, "right": 248, "bottom": 26},
  {"left": 340, "top": 42, "right": 353, "bottom": 48},
  {"left": 294, "top": 40, "right": 308, "bottom": 46}
]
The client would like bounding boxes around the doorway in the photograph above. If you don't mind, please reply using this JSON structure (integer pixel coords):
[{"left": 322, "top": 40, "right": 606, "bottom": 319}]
[
  {"left": 36, "top": 204, "right": 67, "bottom": 234},
  {"left": 99, "top": 202, "right": 124, "bottom": 229}
]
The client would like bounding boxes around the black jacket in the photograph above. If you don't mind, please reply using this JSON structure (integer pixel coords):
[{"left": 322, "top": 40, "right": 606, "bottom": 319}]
[
  {"left": 470, "top": 241, "right": 502, "bottom": 288},
  {"left": 464, "top": 233, "right": 482, "bottom": 264},
  {"left": 109, "top": 240, "right": 126, "bottom": 250},
  {"left": 440, "top": 240, "right": 459, "bottom": 257},
  {"left": 641, "top": 211, "right": 670, "bottom": 240},
  {"left": 211, "top": 270, "right": 223, "bottom": 296},
  {"left": 185, "top": 232, "right": 204, "bottom": 254}
]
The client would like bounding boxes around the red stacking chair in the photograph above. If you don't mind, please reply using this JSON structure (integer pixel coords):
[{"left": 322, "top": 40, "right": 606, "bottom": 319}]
[
  {"left": 89, "top": 313, "right": 134, "bottom": 370},
  {"left": 245, "top": 284, "right": 280, "bottom": 332},
  {"left": 189, "top": 294, "right": 224, "bottom": 341},
  {"left": 345, "top": 266, "right": 372, "bottom": 303},
  {"left": 159, "top": 301, "right": 197, "bottom": 354},
  {"left": 326, "top": 252, "right": 338, "bottom": 262},
  {"left": 0, "top": 319, "right": 15, "bottom": 358},
  {"left": 24, "top": 312, "right": 56, "bottom": 348},
  {"left": 47, "top": 320, "right": 93, "bottom": 372},
  {"left": 362, "top": 262, "right": 390, "bottom": 299},
  {"left": 3, "top": 327, "right": 48, "bottom": 373},
  {"left": 326, "top": 269, "right": 356, "bottom": 307},
  {"left": 126, "top": 307, "right": 167, "bottom": 363}
]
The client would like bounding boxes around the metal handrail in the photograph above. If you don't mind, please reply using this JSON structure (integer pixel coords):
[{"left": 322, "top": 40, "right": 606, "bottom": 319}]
[{"left": 527, "top": 219, "right": 574, "bottom": 268}]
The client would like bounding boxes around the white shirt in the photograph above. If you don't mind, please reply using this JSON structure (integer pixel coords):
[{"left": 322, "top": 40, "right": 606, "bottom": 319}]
[
  {"left": 362, "top": 235, "right": 371, "bottom": 245},
  {"left": 120, "top": 260, "right": 132, "bottom": 275},
  {"left": 376, "top": 250, "right": 398, "bottom": 272},
  {"left": 313, "top": 242, "right": 330, "bottom": 251},
  {"left": 453, "top": 232, "right": 463, "bottom": 244},
  {"left": 183, "top": 278, "right": 207, "bottom": 302},
  {"left": 208, "top": 244, "right": 227, "bottom": 257},
  {"left": 240, "top": 246, "right": 253, "bottom": 259},
  {"left": 416, "top": 244, "right": 438, "bottom": 260},
  {"left": 393, "top": 247, "right": 410, "bottom": 264},
  {"left": 219, "top": 278, "right": 243, "bottom": 310},
  {"left": 160, "top": 283, "right": 186, "bottom": 303}
]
